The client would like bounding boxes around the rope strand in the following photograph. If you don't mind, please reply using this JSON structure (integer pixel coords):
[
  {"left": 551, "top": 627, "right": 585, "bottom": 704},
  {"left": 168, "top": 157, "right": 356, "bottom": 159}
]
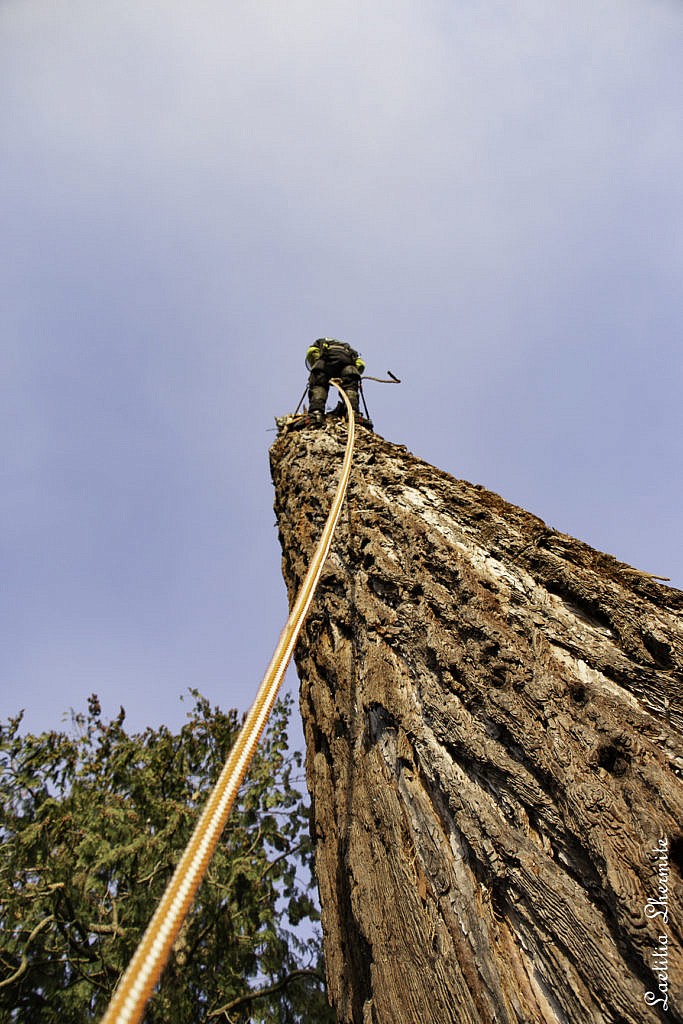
[{"left": 100, "top": 382, "right": 357, "bottom": 1024}]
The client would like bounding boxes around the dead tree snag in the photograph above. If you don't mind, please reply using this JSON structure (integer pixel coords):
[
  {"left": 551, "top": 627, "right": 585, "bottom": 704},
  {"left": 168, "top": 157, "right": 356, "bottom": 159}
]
[{"left": 270, "top": 422, "right": 683, "bottom": 1024}]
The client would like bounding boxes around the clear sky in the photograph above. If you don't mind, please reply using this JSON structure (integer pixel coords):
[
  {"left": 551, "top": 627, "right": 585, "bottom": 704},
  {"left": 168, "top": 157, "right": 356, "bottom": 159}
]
[{"left": 2, "top": 1, "right": 682, "bottom": 741}]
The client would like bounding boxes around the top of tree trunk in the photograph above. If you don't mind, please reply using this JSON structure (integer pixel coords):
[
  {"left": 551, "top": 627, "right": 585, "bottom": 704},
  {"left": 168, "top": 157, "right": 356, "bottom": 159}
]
[{"left": 270, "top": 421, "right": 683, "bottom": 1024}]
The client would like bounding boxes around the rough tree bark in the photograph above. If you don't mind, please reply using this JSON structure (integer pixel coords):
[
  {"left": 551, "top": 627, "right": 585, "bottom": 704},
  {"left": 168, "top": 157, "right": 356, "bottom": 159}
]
[{"left": 269, "top": 421, "right": 683, "bottom": 1024}]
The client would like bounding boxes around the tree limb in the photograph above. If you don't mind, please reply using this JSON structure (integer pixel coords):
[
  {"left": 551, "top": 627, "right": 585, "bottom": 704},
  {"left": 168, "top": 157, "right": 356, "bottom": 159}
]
[
  {"left": 0, "top": 915, "right": 55, "bottom": 989},
  {"left": 207, "top": 968, "right": 324, "bottom": 1019},
  {"left": 257, "top": 840, "right": 305, "bottom": 887}
]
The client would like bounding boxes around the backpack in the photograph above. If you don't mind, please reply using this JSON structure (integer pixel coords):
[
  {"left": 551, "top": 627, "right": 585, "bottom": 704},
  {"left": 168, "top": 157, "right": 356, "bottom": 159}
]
[{"left": 320, "top": 339, "right": 359, "bottom": 363}]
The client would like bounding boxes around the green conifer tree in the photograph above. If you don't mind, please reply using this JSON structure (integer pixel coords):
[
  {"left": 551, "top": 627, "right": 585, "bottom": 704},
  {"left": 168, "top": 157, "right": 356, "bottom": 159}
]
[{"left": 0, "top": 692, "right": 335, "bottom": 1023}]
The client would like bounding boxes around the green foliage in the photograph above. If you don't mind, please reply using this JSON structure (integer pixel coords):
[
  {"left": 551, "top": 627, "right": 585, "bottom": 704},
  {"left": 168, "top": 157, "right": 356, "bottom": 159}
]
[{"left": 0, "top": 692, "right": 336, "bottom": 1023}]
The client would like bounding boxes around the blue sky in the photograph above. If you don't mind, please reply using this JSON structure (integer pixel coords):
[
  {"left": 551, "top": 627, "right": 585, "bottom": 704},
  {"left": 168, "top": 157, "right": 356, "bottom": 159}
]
[{"left": 2, "top": 0, "right": 682, "bottom": 740}]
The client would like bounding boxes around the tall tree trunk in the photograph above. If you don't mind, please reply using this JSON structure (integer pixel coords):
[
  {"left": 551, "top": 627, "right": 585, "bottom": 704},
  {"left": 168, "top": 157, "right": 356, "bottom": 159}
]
[{"left": 270, "top": 422, "right": 683, "bottom": 1024}]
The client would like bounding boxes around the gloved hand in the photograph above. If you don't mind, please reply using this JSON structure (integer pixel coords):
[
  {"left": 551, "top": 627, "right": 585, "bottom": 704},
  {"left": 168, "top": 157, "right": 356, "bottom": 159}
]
[
  {"left": 306, "top": 345, "right": 321, "bottom": 368},
  {"left": 355, "top": 358, "right": 365, "bottom": 374}
]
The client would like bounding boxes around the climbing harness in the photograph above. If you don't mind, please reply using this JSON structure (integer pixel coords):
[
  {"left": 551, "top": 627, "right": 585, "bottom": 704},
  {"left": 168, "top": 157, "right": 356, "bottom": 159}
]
[{"left": 100, "top": 382, "right": 357, "bottom": 1024}]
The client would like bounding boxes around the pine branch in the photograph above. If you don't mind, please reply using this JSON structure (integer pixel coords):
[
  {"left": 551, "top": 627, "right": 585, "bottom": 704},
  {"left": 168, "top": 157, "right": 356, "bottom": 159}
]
[
  {"left": 0, "top": 915, "right": 54, "bottom": 989},
  {"left": 207, "top": 968, "right": 324, "bottom": 1019}
]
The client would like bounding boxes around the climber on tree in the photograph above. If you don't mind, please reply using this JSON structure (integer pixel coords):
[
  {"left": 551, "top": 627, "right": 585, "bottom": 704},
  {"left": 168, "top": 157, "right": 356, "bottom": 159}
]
[{"left": 305, "top": 338, "right": 367, "bottom": 427}]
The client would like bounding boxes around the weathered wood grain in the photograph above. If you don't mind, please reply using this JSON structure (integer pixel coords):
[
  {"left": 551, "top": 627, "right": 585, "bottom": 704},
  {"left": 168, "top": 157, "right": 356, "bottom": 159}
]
[{"left": 270, "top": 422, "right": 683, "bottom": 1024}]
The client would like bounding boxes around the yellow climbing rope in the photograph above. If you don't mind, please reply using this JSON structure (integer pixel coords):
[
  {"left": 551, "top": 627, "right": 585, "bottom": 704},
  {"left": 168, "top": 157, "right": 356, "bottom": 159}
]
[{"left": 100, "top": 383, "right": 356, "bottom": 1024}]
